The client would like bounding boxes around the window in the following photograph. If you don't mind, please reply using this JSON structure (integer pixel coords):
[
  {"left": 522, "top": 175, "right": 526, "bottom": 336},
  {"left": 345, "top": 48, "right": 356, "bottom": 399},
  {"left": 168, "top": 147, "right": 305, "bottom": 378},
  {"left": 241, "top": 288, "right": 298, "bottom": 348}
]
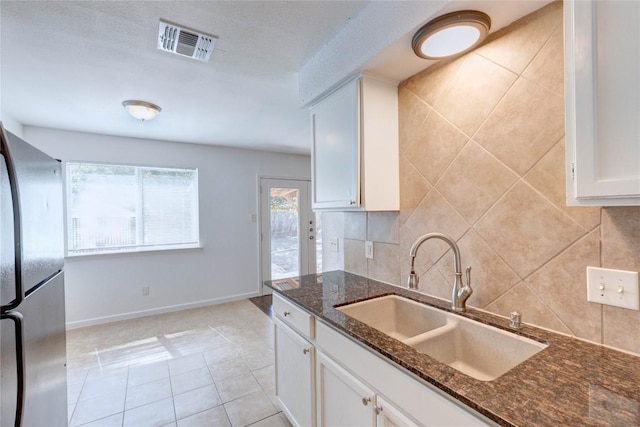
[{"left": 66, "top": 162, "right": 199, "bottom": 255}]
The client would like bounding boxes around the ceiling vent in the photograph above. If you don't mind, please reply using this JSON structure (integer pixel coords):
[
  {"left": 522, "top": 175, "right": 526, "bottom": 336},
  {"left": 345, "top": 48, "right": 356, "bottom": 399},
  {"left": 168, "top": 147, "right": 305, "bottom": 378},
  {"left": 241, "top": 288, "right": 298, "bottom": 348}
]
[{"left": 157, "top": 20, "right": 217, "bottom": 62}]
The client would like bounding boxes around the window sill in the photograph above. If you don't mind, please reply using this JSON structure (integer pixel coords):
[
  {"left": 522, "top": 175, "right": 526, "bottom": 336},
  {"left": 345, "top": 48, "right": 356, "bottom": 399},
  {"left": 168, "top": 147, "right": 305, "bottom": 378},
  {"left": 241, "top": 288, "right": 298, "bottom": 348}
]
[{"left": 65, "top": 243, "right": 203, "bottom": 259}]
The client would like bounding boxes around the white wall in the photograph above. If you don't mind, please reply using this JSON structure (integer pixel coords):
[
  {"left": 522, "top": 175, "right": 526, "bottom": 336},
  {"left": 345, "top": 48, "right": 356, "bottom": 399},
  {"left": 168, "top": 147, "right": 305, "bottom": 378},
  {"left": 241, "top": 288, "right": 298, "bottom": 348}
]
[
  {"left": 1, "top": 113, "right": 24, "bottom": 138},
  {"left": 24, "top": 126, "right": 311, "bottom": 328}
]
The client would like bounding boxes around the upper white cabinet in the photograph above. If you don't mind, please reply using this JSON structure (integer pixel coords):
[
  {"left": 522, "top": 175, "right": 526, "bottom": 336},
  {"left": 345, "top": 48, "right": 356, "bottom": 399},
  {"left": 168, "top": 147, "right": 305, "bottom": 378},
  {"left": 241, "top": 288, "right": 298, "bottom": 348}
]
[
  {"left": 564, "top": 0, "right": 640, "bottom": 206},
  {"left": 310, "top": 74, "right": 399, "bottom": 211}
]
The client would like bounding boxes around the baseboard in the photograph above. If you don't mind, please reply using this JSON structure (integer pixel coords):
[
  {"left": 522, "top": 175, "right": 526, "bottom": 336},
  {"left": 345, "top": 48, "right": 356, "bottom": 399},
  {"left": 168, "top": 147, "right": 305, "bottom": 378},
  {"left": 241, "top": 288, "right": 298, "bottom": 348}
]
[{"left": 65, "top": 291, "right": 261, "bottom": 330}]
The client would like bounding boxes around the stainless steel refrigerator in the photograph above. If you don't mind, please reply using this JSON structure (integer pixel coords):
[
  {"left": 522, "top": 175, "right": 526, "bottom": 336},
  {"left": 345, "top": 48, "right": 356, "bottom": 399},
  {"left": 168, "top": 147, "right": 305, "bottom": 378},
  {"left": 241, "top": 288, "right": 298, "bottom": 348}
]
[{"left": 1, "top": 123, "right": 67, "bottom": 427}]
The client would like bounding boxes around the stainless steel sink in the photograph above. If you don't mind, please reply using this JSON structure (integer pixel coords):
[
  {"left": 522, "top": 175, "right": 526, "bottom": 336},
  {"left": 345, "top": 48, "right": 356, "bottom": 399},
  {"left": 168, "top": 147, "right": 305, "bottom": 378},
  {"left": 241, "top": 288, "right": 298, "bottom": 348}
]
[{"left": 336, "top": 295, "right": 547, "bottom": 381}]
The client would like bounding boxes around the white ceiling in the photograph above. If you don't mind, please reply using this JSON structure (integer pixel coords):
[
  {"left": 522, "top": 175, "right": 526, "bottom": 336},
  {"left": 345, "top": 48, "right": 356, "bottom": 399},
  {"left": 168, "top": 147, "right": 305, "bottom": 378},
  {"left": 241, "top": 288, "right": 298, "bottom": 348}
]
[{"left": 0, "top": 1, "right": 552, "bottom": 155}]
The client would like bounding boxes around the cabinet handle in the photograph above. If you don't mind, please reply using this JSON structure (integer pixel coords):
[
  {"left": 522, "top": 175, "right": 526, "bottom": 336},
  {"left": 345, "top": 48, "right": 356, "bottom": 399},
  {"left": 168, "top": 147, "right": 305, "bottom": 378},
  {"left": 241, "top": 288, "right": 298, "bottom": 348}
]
[
  {"left": 283, "top": 311, "right": 291, "bottom": 317},
  {"left": 362, "top": 397, "right": 371, "bottom": 406},
  {"left": 303, "top": 348, "right": 310, "bottom": 355},
  {"left": 375, "top": 406, "right": 382, "bottom": 415}
]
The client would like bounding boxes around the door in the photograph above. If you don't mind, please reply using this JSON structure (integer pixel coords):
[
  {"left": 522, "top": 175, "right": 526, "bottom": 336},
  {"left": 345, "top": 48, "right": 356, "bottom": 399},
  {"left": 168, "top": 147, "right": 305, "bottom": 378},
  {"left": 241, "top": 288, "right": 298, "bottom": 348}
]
[
  {"left": 260, "top": 178, "right": 318, "bottom": 292},
  {"left": 375, "top": 395, "right": 420, "bottom": 427},
  {"left": 274, "top": 317, "right": 315, "bottom": 427},
  {"left": 565, "top": 0, "right": 640, "bottom": 205},
  {"left": 1, "top": 128, "right": 64, "bottom": 293},
  {"left": 311, "top": 78, "right": 360, "bottom": 209},
  {"left": 1, "top": 272, "right": 67, "bottom": 427},
  {"left": 316, "top": 351, "right": 376, "bottom": 427}
]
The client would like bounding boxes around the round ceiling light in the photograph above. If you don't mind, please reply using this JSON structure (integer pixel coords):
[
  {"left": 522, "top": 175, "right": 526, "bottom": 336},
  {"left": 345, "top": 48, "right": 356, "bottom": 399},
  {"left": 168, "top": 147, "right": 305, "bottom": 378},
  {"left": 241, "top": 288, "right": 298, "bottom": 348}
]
[
  {"left": 412, "top": 11, "right": 491, "bottom": 60},
  {"left": 122, "top": 100, "right": 162, "bottom": 121}
]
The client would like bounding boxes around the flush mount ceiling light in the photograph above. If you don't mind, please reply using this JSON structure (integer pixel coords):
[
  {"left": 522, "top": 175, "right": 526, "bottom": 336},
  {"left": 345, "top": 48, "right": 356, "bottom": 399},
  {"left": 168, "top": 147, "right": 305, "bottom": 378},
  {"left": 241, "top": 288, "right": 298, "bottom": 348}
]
[
  {"left": 122, "top": 100, "right": 162, "bottom": 121},
  {"left": 412, "top": 10, "right": 491, "bottom": 60}
]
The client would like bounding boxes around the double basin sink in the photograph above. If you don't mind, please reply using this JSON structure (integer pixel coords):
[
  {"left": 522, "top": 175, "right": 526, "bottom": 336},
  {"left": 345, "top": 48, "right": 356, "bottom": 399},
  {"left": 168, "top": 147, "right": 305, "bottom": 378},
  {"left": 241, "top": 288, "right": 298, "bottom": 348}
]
[{"left": 336, "top": 295, "right": 547, "bottom": 381}]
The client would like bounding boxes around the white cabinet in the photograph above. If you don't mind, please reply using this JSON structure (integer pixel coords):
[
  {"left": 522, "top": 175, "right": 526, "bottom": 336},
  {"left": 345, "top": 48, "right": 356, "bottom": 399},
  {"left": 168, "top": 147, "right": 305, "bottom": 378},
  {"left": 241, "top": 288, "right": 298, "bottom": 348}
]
[
  {"left": 564, "top": 0, "right": 640, "bottom": 206},
  {"left": 310, "top": 78, "right": 359, "bottom": 210},
  {"left": 310, "top": 74, "right": 399, "bottom": 211},
  {"left": 316, "top": 351, "right": 420, "bottom": 427},
  {"left": 376, "top": 396, "right": 420, "bottom": 427},
  {"left": 274, "top": 318, "right": 315, "bottom": 427},
  {"left": 316, "top": 351, "right": 376, "bottom": 427},
  {"left": 273, "top": 293, "right": 314, "bottom": 338},
  {"left": 273, "top": 294, "right": 493, "bottom": 427},
  {"left": 273, "top": 294, "right": 316, "bottom": 427},
  {"left": 315, "top": 321, "right": 492, "bottom": 427}
]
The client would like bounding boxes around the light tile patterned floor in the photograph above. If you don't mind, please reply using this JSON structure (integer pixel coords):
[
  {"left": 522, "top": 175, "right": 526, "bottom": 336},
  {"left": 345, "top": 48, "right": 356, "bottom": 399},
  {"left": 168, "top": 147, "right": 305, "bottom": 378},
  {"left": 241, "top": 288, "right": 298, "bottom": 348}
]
[{"left": 66, "top": 299, "right": 291, "bottom": 427}]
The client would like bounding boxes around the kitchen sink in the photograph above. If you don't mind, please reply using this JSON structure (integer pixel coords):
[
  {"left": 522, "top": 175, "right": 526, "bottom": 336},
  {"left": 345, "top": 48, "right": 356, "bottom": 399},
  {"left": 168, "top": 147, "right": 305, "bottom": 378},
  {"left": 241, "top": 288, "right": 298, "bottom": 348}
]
[
  {"left": 336, "top": 295, "right": 448, "bottom": 341},
  {"left": 410, "top": 315, "right": 547, "bottom": 381},
  {"left": 336, "top": 295, "right": 547, "bottom": 381}
]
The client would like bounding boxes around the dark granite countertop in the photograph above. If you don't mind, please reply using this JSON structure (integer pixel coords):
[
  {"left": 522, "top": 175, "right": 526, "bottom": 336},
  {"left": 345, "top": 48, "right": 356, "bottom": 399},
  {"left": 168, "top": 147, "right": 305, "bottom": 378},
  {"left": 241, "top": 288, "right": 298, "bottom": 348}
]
[{"left": 265, "top": 270, "right": 640, "bottom": 427}]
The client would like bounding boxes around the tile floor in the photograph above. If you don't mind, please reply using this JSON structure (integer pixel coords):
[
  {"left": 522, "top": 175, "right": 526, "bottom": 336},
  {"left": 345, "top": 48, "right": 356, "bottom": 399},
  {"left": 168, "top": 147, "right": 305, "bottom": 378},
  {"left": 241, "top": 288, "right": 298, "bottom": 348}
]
[{"left": 66, "top": 299, "right": 291, "bottom": 427}]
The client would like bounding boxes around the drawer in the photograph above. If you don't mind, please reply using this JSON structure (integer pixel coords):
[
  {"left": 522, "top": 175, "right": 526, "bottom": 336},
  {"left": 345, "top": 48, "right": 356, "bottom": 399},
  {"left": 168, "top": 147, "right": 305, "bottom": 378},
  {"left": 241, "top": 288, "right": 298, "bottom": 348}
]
[{"left": 273, "top": 293, "right": 315, "bottom": 339}]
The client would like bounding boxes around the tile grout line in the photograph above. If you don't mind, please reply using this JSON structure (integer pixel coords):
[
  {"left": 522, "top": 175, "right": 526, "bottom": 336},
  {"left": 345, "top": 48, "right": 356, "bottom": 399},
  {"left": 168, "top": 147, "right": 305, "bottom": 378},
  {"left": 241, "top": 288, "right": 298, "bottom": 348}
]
[{"left": 66, "top": 300, "right": 277, "bottom": 427}]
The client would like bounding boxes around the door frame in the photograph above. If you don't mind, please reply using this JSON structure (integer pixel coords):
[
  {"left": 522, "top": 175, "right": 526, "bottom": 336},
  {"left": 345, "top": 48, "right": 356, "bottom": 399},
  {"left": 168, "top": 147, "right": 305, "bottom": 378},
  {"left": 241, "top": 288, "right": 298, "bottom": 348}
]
[{"left": 257, "top": 175, "right": 314, "bottom": 295}]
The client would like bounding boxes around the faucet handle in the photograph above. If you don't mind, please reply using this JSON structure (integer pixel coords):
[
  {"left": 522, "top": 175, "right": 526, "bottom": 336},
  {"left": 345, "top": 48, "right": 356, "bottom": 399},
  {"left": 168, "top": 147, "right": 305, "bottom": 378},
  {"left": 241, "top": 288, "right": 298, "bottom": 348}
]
[
  {"left": 465, "top": 266, "right": 472, "bottom": 288},
  {"left": 460, "top": 266, "right": 473, "bottom": 302}
]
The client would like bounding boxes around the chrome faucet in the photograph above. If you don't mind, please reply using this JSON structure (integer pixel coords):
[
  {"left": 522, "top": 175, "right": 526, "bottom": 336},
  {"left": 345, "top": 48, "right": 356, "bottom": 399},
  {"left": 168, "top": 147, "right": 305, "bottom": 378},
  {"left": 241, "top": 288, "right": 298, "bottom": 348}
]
[{"left": 407, "top": 232, "right": 472, "bottom": 312}]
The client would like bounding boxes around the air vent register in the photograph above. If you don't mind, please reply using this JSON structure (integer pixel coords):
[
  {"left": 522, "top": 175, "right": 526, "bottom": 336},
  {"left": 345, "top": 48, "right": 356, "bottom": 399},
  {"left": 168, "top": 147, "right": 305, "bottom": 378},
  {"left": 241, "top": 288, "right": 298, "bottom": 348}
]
[{"left": 157, "top": 20, "right": 217, "bottom": 62}]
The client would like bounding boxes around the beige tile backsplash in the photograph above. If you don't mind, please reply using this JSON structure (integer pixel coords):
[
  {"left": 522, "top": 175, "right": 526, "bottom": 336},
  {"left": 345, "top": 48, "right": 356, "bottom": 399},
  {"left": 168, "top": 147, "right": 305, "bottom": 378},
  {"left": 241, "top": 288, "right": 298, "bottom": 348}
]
[{"left": 322, "top": 1, "right": 640, "bottom": 354}]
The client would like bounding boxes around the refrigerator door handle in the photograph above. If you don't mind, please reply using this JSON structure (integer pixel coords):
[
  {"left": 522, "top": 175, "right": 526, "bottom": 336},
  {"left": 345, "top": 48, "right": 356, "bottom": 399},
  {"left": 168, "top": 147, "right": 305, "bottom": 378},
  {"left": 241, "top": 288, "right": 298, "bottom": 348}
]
[
  {"left": 1, "top": 311, "right": 25, "bottom": 427},
  {"left": 0, "top": 127, "right": 24, "bottom": 312}
]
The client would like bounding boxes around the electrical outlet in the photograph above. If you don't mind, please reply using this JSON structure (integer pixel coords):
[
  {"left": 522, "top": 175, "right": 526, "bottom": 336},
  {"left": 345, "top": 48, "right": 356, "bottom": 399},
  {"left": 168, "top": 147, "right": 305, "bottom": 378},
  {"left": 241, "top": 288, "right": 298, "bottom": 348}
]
[
  {"left": 142, "top": 286, "right": 150, "bottom": 296},
  {"left": 329, "top": 236, "right": 339, "bottom": 253},
  {"left": 365, "top": 241, "right": 374, "bottom": 259},
  {"left": 587, "top": 267, "right": 639, "bottom": 310}
]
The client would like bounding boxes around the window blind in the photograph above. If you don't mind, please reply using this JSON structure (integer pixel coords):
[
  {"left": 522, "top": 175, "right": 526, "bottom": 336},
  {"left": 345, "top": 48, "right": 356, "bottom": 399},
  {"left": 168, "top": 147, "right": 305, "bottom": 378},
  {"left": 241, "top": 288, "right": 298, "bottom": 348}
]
[{"left": 66, "top": 162, "right": 199, "bottom": 255}]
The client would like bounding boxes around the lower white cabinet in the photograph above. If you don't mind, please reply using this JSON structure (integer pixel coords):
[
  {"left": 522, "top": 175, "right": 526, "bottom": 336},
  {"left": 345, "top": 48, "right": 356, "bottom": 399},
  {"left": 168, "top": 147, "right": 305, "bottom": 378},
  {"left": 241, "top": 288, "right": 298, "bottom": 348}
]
[
  {"left": 273, "top": 296, "right": 494, "bottom": 427},
  {"left": 376, "top": 396, "right": 420, "bottom": 427},
  {"left": 315, "top": 321, "right": 492, "bottom": 427},
  {"left": 316, "top": 350, "right": 421, "bottom": 427},
  {"left": 274, "top": 317, "right": 315, "bottom": 427},
  {"left": 316, "top": 351, "right": 376, "bottom": 427}
]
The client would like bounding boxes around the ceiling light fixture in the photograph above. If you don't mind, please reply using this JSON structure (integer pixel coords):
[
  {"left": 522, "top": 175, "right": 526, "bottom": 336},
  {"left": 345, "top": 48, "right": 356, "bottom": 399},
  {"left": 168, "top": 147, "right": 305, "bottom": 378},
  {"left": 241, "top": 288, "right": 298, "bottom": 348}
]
[
  {"left": 122, "top": 100, "right": 162, "bottom": 121},
  {"left": 412, "top": 10, "right": 491, "bottom": 60}
]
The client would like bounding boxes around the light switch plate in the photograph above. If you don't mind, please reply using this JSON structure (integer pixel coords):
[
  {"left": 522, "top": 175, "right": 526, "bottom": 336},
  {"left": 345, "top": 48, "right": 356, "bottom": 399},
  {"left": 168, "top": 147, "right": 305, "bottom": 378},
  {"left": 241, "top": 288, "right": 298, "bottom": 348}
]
[
  {"left": 365, "top": 241, "right": 374, "bottom": 259},
  {"left": 587, "top": 266, "right": 639, "bottom": 310},
  {"left": 329, "top": 236, "right": 339, "bottom": 253}
]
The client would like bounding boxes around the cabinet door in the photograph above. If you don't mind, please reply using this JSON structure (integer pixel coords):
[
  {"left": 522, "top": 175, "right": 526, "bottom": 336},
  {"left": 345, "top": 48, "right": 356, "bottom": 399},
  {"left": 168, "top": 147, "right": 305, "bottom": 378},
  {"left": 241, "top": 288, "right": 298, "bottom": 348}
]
[
  {"left": 275, "top": 318, "right": 315, "bottom": 427},
  {"left": 375, "top": 396, "right": 420, "bottom": 427},
  {"left": 316, "top": 351, "right": 375, "bottom": 427},
  {"left": 311, "top": 79, "right": 360, "bottom": 209},
  {"left": 565, "top": 0, "right": 640, "bottom": 205}
]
